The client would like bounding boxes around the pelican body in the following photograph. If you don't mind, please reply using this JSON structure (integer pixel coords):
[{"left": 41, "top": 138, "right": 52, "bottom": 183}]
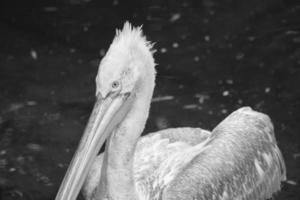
[{"left": 55, "top": 22, "right": 286, "bottom": 200}]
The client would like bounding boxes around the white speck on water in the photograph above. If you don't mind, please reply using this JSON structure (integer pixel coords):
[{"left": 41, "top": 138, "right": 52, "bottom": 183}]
[
  {"left": 204, "top": 35, "right": 210, "bottom": 42},
  {"left": 27, "top": 143, "right": 42, "bottom": 152},
  {"left": 99, "top": 48, "right": 106, "bottom": 57},
  {"left": 112, "top": 0, "right": 119, "bottom": 5},
  {"left": 26, "top": 101, "right": 37, "bottom": 106},
  {"left": 193, "top": 56, "right": 200, "bottom": 62},
  {"left": 248, "top": 36, "right": 256, "bottom": 41},
  {"left": 195, "top": 93, "right": 210, "bottom": 104},
  {"left": 183, "top": 104, "right": 198, "bottom": 109},
  {"left": 172, "top": 42, "right": 179, "bottom": 48},
  {"left": 43, "top": 7, "right": 58, "bottom": 12},
  {"left": 69, "top": 48, "right": 76, "bottom": 53},
  {"left": 0, "top": 150, "right": 6, "bottom": 155},
  {"left": 259, "top": 62, "right": 265, "bottom": 68},
  {"left": 9, "top": 168, "right": 16, "bottom": 172},
  {"left": 30, "top": 50, "right": 38, "bottom": 60},
  {"left": 238, "top": 99, "right": 243, "bottom": 104},
  {"left": 182, "top": 1, "right": 189, "bottom": 7},
  {"left": 170, "top": 13, "right": 181, "bottom": 22},
  {"left": 226, "top": 79, "right": 233, "bottom": 84},
  {"left": 222, "top": 91, "right": 230, "bottom": 96},
  {"left": 293, "top": 37, "right": 300, "bottom": 43},
  {"left": 208, "top": 10, "right": 215, "bottom": 15},
  {"left": 152, "top": 95, "right": 174, "bottom": 102},
  {"left": 265, "top": 87, "right": 271, "bottom": 93},
  {"left": 89, "top": 58, "right": 100, "bottom": 67},
  {"left": 293, "top": 152, "right": 300, "bottom": 159},
  {"left": 16, "top": 156, "right": 24, "bottom": 163},
  {"left": 9, "top": 103, "right": 24, "bottom": 112},
  {"left": 236, "top": 52, "right": 244, "bottom": 60},
  {"left": 160, "top": 48, "right": 167, "bottom": 53},
  {"left": 156, "top": 116, "right": 169, "bottom": 129},
  {"left": 83, "top": 26, "right": 89, "bottom": 32},
  {"left": 45, "top": 112, "right": 60, "bottom": 121},
  {"left": 285, "top": 30, "right": 299, "bottom": 35},
  {"left": 221, "top": 109, "right": 228, "bottom": 114},
  {"left": 286, "top": 180, "right": 297, "bottom": 186},
  {"left": 58, "top": 163, "right": 64, "bottom": 168}
]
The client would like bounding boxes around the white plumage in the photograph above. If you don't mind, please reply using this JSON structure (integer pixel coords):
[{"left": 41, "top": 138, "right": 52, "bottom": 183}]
[
  {"left": 83, "top": 108, "right": 285, "bottom": 200},
  {"left": 55, "top": 22, "right": 286, "bottom": 200}
]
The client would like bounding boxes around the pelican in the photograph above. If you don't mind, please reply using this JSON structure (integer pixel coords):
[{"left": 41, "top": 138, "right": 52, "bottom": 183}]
[{"left": 55, "top": 22, "right": 286, "bottom": 200}]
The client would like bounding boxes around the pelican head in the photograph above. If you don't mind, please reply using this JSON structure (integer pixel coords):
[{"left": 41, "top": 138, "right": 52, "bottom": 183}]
[{"left": 55, "top": 22, "right": 156, "bottom": 200}]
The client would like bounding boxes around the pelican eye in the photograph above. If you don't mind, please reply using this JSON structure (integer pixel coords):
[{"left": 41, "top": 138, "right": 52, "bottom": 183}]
[{"left": 111, "top": 80, "right": 120, "bottom": 89}]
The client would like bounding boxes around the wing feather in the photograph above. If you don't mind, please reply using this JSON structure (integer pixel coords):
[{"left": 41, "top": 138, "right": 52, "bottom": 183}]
[
  {"left": 163, "top": 107, "right": 286, "bottom": 200},
  {"left": 134, "top": 128, "right": 211, "bottom": 200}
]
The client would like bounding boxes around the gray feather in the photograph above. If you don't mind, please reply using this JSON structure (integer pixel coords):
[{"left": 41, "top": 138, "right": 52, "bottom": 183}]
[{"left": 163, "top": 107, "right": 286, "bottom": 200}]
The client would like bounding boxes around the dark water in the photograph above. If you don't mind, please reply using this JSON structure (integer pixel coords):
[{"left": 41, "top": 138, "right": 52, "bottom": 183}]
[{"left": 0, "top": 0, "right": 299, "bottom": 199}]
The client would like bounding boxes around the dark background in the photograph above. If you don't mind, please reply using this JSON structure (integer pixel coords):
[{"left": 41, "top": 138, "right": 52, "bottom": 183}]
[{"left": 0, "top": 0, "right": 299, "bottom": 199}]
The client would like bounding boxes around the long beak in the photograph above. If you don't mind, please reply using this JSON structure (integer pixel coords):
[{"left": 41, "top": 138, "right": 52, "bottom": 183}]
[{"left": 55, "top": 92, "right": 132, "bottom": 200}]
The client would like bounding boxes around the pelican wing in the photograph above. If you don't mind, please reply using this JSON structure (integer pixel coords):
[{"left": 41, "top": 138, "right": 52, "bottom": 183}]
[
  {"left": 134, "top": 128, "right": 211, "bottom": 200},
  {"left": 163, "top": 107, "right": 286, "bottom": 200}
]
